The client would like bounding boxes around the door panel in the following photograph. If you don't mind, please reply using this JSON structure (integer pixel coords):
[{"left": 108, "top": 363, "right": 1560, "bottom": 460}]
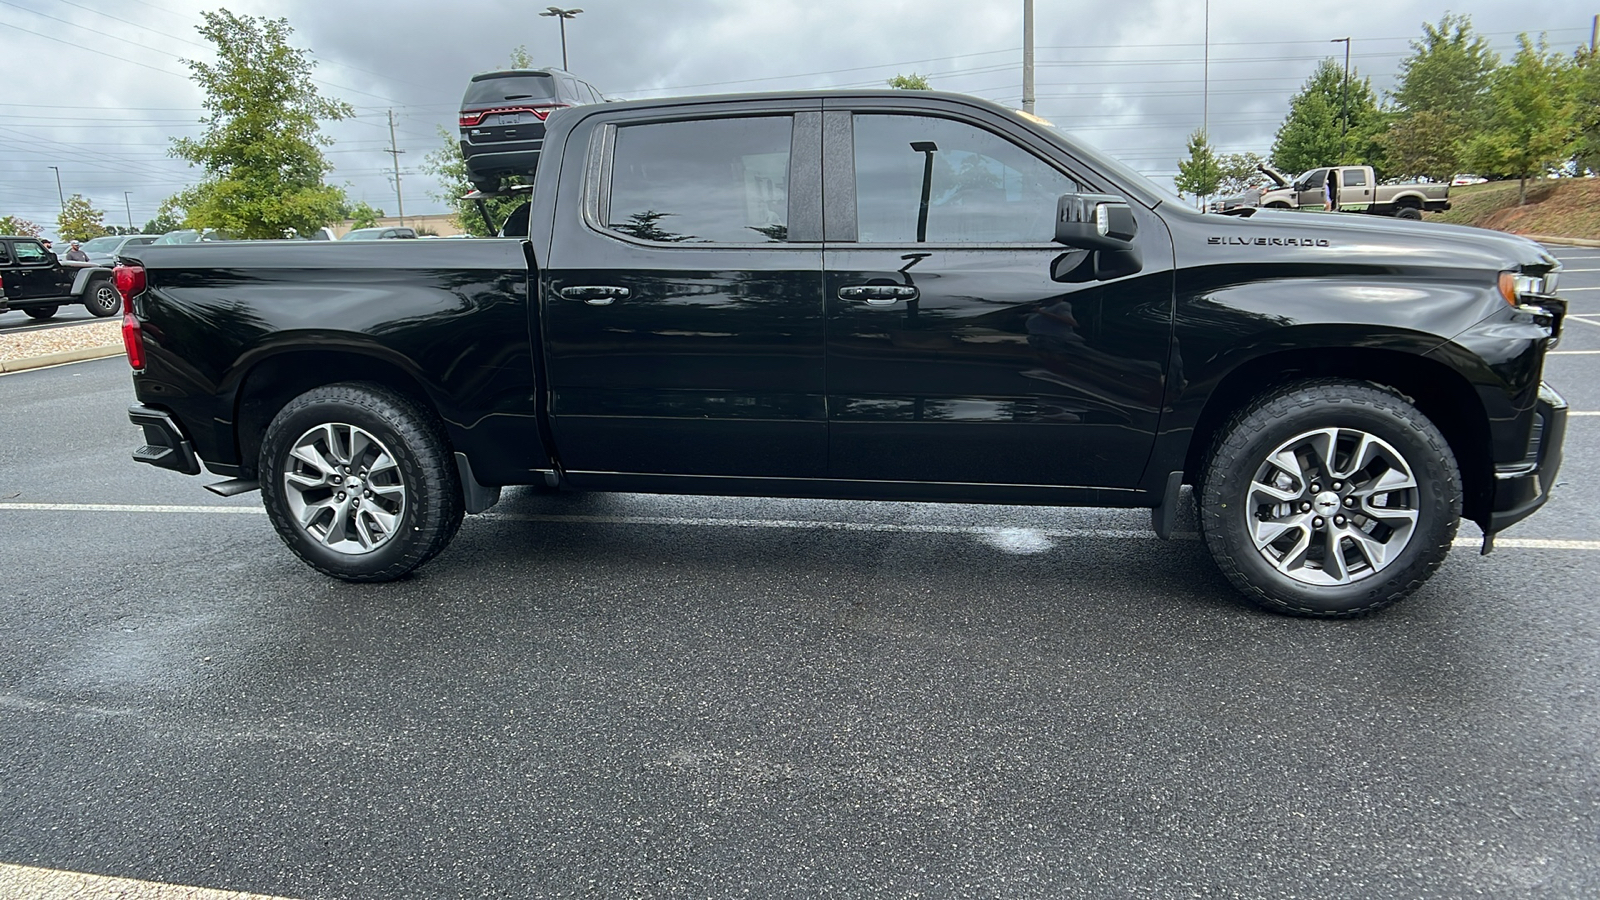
[
  {"left": 543, "top": 110, "right": 827, "bottom": 479},
  {"left": 824, "top": 111, "right": 1173, "bottom": 489}
]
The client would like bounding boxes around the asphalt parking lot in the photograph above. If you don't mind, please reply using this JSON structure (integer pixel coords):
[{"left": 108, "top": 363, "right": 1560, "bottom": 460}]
[
  {"left": 0, "top": 247, "right": 1597, "bottom": 899},
  {"left": 0, "top": 304, "right": 101, "bottom": 333}
]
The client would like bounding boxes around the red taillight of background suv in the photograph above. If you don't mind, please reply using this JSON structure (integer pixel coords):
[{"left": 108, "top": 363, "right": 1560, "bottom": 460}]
[{"left": 458, "top": 104, "right": 566, "bottom": 127}]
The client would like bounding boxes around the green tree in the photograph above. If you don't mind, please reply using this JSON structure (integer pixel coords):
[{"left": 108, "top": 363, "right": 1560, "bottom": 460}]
[
  {"left": 1216, "top": 151, "right": 1266, "bottom": 194},
  {"left": 0, "top": 215, "right": 43, "bottom": 238},
  {"left": 1572, "top": 46, "right": 1600, "bottom": 174},
  {"left": 347, "top": 201, "right": 385, "bottom": 229},
  {"left": 1174, "top": 130, "right": 1222, "bottom": 204},
  {"left": 169, "top": 9, "right": 351, "bottom": 239},
  {"left": 887, "top": 73, "right": 931, "bottom": 90},
  {"left": 1381, "top": 14, "right": 1499, "bottom": 181},
  {"left": 1463, "top": 34, "right": 1575, "bottom": 204},
  {"left": 508, "top": 44, "right": 535, "bottom": 69},
  {"left": 57, "top": 193, "right": 109, "bottom": 242},
  {"left": 143, "top": 202, "right": 185, "bottom": 236},
  {"left": 1270, "top": 59, "right": 1382, "bottom": 175}
]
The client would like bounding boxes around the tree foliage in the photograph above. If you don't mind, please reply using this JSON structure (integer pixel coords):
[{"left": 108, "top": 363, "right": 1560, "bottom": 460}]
[
  {"left": 1572, "top": 47, "right": 1600, "bottom": 174},
  {"left": 143, "top": 202, "right": 185, "bottom": 237},
  {"left": 887, "top": 73, "right": 931, "bottom": 90},
  {"left": 1174, "top": 130, "right": 1222, "bottom": 202},
  {"left": 1463, "top": 34, "right": 1575, "bottom": 204},
  {"left": 0, "top": 215, "right": 42, "bottom": 238},
  {"left": 56, "top": 193, "right": 109, "bottom": 242},
  {"left": 1380, "top": 14, "right": 1499, "bottom": 181},
  {"left": 1270, "top": 59, "right": 1382, "bottom": 175},
  {"left": 421, "top": 126, "right": 529, "bottom": 237},
  {"left": 347, "top": 201, "right": 385, "bottom": 229},
  {"left": 169, "top": 9, "right": 351, "bottom": 239},
  {"left": 1216, "top": 152, "right": 1267, "bottom": 195}
]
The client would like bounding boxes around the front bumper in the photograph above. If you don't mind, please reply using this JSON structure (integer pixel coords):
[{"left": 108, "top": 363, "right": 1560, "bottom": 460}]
[
  {"left": 129, "top": 405, "right": 202, "bottom": 476},
  {"left": 1486, "top": 382, "right": 1566, "bottom": 534}
]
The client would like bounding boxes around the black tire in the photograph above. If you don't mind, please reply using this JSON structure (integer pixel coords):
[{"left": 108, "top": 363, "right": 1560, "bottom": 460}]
[
  {"left": 1395, "top": 207, "right": 1423, "bottom": 221},
  {"left": 84, "top": 278, "right": 121, "bottom": 317},
  {"left": 1199, "top": 379, "right": 1461, "bottom": 617},
  {"left": 260, "top": 382, "right": 464, "bottom": 582},
  {"left": 24, "top": 305, "right": 58, "bottom": 320},
  {"left": 469, "top": 173, "right": 499, "bottom": 194}
]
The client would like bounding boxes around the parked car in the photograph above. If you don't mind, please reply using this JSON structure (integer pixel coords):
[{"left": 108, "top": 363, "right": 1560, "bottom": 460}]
[
  {"left": 458, "top": 67, "right": 605, "bottom": 193},
  {"left": 1452, "top": 174, "right": 1489, "bottom": 186},
  {"left": 117, "top": 89, "right": 1567, "bottom": 618},
  {"left": 340, "top": 227, "right": 418, "bottom": 241},
  {"left": 1257, "top": 165, "right": 1450, "bottom": 219},
  {"left": 79, "top": 234, "right": 158, "bottom": 266},
  {"left": 0, "top": 235, "right": 122, "bottom": 318}
]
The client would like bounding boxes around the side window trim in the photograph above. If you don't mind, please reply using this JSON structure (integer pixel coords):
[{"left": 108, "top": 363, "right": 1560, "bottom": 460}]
[
  {"left": 582, "top": 111, "right": 821, "bottom": 249},
  {"left": 822, "top": 110, "right": 856, "bottom": 242}
]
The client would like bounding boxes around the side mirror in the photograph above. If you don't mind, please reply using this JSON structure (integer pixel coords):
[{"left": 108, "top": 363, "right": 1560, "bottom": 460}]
[{"left": 1054, "top": 193, "right": 1137, "bottom": 251}]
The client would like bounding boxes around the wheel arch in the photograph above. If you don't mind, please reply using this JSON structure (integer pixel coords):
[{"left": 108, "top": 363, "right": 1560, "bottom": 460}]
[
  {"left": 232, "top": 346, "right": 452, "bottom": 479},
  {"left": 1183, "top": 347, "right": 1493, "bottom": 525}
]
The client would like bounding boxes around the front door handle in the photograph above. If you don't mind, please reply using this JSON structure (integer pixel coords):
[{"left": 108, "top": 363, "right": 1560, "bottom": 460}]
[
  {"left": 559, "top": 285, "right": 631, "bottom": 305},
  {"left": 838, "top": 284, "right": 919, "bottom": 306}
]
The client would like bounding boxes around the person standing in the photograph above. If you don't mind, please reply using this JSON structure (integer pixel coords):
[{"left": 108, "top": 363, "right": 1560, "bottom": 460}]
[{"left": 64, "top": 240, "right": 89, "bottom": 262}]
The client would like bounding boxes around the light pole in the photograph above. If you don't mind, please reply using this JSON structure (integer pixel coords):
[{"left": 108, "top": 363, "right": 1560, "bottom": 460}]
[
  {"left": 46, "top": 166, "right": 65, "bottom": 217},
  {"left": 1330, "top": 37, "right": 1351, "bottom": 138},
  {"left": 540, "top": 6, "right": 583, "bottom": 70},
  {"left": 1022, "top": 0, "right": 1034, "bottom": 115},
  {"left": 124, "top": 191, "right": 134, "bottom": 231}
]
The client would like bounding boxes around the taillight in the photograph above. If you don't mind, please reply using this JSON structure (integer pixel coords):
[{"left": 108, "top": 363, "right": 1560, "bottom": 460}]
[
  {"left": 459, "top": 112, "right": 486, "bottom": 127},
  {"left": 114, "top": 265, "right": 147, "bottom": 371},
  {"left": 113, "top": 264, "right": 145, "bottom": 302},
  {"left": 459, "top": 104, "right": 565, "bottom": 127},
  {"left": 122, "top": 309, "right": 144, "bottom": 371}
]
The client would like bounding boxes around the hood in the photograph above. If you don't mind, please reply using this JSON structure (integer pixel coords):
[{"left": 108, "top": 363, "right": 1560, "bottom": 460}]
[
  {"left": 1174, "top": 206, "right": 1559, "bottom": 278},
  {"left": 1256, "top": 163, "right": 1290, "bottom": 189}
]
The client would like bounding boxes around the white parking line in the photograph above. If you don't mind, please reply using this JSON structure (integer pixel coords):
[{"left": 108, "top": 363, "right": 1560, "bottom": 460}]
[
  {"left": 0, "top": 502, "right": 1596, "bottom": 551},
  {"left": 1550, "top": 350, "right": 1600, "bottom": 354},
  {"left": 1558, "top": 286, "right": 1600, "bottom": 291},
  {"left": 1565, "top": 315, "right": 1600, "bottom": 328},
  {"left": 0, "top": 862, "right": 295, "bottom": 900}
]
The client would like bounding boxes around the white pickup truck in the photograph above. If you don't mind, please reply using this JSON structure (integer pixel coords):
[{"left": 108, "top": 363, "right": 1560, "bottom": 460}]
[{"left": 1257, "top": 165, "right": 1451, "bottom": 219}]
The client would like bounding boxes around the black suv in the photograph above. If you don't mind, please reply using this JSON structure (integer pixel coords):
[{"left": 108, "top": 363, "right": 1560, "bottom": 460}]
[
  {"left": 0, "top": 235, "right": 121, "bottom": 319},
  {"left": 458, "top": 67, "right": 604, "bottom": 192}
]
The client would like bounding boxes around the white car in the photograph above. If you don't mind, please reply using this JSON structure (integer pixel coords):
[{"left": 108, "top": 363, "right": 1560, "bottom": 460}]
[{"left": 1451, "top": 174, "right": 1488, "bottom": 186}]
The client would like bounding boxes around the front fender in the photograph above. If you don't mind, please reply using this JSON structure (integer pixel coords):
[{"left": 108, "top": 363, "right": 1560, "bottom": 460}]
[{"left": 68, "top": 265, "right": 112, "bottom": 295}]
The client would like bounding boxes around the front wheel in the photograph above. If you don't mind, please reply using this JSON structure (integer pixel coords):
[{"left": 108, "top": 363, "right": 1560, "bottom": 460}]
[
  {"left": 85, "top": 278, "right": 121, "bottom": 317},
  {"left": 260, "top": 383, "right": 464, "bottom": 582},
  {"left": 24, "top": 305, "right": 59, "bottom": 320},
  {"left": 1199, "top": 380, "right": 1461, "bottom": 617}
]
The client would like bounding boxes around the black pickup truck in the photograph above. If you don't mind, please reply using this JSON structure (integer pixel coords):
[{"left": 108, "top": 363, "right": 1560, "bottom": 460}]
[{"left": 116, "top": 90, "right": 1567, "bottom": 617}]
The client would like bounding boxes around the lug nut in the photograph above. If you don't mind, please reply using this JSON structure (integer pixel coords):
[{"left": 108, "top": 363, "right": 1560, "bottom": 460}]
[
  {"left": 1344, "top": 496, "right": 1355, "bottom": 507},
  {"left": 1313, "top": 517, "right": 1325, "bottom": 528},
  {"left": 1310, "top": 484, "right": 1321, "bottom": 493},
  {"left": 1332, "top": 481, "right": 1342, "bottom": 491},
  {"left": 331, "top": 474, "right": 342, "bottom": 484},
  {"left": 364, "top": 490, "right": 372, "bottom": 498},
  {"left": 336, "top": 491, "right": 346, "bottom": 501},
  {"left": 1334, "top": 515, "right": 1346, "bottom": 526},
  {"left": 1301, "top": 502, "right": 1312, "bottom": 512},
  {"left": 352, "top": 499, "right": 360, "bottom": 508}
]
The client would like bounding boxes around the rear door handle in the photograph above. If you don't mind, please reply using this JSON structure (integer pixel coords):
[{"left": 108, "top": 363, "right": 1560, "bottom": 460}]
[
  {"left": 559, "top": 285, "right": 631, "bottom": 305},
  {"left": 838, "top": 284, "right": 919, "bottom": 306}
]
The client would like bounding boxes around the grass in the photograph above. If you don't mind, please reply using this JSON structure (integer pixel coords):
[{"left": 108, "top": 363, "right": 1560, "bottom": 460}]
[{"left": 1429, "top": 178, "right": 1600, "bottom": 240}]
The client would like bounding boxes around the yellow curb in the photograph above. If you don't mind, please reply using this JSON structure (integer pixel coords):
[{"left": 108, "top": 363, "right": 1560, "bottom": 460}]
[{"left": 0, "top": 344, "right": 123, "bottom": 374}]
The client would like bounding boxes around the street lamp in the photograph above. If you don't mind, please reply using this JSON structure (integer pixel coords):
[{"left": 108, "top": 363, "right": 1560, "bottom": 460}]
[
  {"left": 540, "top": 6, "right": 583, "bottom": 70},
  {"left": 1330, "top": 37, "right": 1351, "bottom": 137},
  {"left": 46, "top": 166, "right": 64, "bottom": 217}
]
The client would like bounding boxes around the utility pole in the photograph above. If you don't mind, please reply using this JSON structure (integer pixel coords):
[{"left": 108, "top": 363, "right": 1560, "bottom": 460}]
[
  {"left": 1591, "top": 14, "right": 1597, "bottom": 54},
  {"left": 1331, "top": 37, "right": 1351, "bottom": 138},
  {"left": 123, "top": 191, "right": 134, "bottom": 231},
  {"left": 385, "top": 109, "right": 406, "bottom": 228},
  {"left": 540, "top": 7, "right": 583, "bottom": 70},
  {"left": 1022, "top": 0, "right": 1035, "bottom": 115},
  {"left": 46, "top": 166, "right": 64, "bottom": 217},
  {"left": 1202, "top": 0, "right": 1209, "bottom": 140}
]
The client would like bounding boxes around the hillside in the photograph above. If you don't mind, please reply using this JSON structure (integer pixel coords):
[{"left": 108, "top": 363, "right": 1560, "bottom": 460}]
[{"left": 1430, "top": 179, "right": 1600, "bottom": 241}]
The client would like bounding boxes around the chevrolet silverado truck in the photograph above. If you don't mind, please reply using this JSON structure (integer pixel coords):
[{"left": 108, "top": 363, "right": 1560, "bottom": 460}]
[
  {"left": 1257, "top": 165, "right": 1451, "bottom": 219},
  {"left": 116, "top": 90, "right": 1567, "bottom": 617},
  {"left": 0, "top": 235, "right": 122, "bottom": 319}
]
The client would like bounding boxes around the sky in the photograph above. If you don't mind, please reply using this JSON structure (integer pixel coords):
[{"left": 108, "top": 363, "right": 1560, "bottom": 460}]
[{"left": 1, "top": 0, "right": 1594, "bottom": 238}]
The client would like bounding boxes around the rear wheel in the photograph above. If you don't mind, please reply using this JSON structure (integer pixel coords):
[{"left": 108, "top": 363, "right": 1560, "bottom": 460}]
[
  {"left": 1199, "top": 379, "right": 1461, "bottom": 617},
  {"left": 260, "top": 383, "right": 463, "bottom": 582},
  {"left": 85, "top": 278, "right": 121, "bottom": 317},
  {"left": 1395, "top": 206, "right": 1423, "bottom": 221},
  {"left": 24, "top": 305, "right": 58, "bottom": 320}
]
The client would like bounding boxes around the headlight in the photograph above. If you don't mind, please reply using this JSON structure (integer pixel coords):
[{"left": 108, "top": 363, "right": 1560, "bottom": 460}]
[{"left": 1498, "top": 271, "right": 1552, "bottom": 305}]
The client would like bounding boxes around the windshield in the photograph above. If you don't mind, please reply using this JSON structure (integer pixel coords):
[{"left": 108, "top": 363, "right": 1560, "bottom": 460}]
[
  {"left": 81, "top": 236, "right": 123, "bottom": 253},
  {"left": 463, "top": 72, "right": 557, "bottom": 106},
  {"left": 153, "top": 231, "right": 199, "bottom": 244},
  {"left": 1027, "top": 116, "right": 1185, "bottom": 209},
  {"left": 340, "top": 228, "right": 385, "bottom": 240}
]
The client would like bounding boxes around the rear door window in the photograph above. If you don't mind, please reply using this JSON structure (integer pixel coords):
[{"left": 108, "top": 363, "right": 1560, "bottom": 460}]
[
  {"left": 606, "top": 116, "right": 793, "bottom": 244},
  {"left": 1342, "top": 168, "right": 1368, "bottom": 187}
]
